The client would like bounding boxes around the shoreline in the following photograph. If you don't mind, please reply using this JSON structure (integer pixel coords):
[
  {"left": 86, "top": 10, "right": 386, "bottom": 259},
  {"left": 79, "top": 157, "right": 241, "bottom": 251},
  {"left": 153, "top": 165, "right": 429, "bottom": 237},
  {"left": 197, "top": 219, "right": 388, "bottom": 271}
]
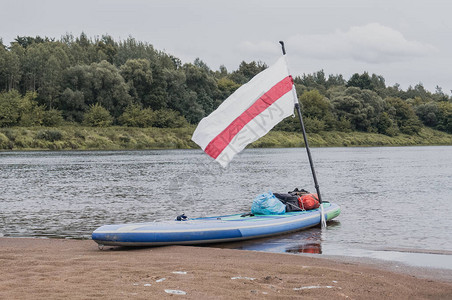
[
  {"left": 313, "top": 252, "right": 452, "bottom": 283},
  {"left": 209, "top": 241, "right": 452, "bottom": 282},
  {"left": 1, "top": 237, "right": 451, "bottom": 299},
  {"left": 1, "top": 126, "right": 451, "bottom": 151}
]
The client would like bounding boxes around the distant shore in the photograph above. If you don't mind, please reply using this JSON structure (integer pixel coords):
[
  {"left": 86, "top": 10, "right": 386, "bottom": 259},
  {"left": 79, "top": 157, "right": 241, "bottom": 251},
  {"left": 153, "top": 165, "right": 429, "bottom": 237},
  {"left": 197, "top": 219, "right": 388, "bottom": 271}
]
[
  {"left": 1, "top": 126, "right": 451, "bottom": 151},
  {"left": 0, "top": 237, "right": 451, "bottom": 299}
]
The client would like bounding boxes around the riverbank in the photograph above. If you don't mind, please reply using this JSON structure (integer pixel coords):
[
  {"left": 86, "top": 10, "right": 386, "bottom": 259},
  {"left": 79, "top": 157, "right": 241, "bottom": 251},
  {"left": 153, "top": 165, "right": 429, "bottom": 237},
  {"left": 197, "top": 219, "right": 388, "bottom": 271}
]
[
  {"left": 1, "top": 126, "right": 451, "bottom": 151},
  {"left": 0, "top": 238, "right": 451, "bottom": 299}
]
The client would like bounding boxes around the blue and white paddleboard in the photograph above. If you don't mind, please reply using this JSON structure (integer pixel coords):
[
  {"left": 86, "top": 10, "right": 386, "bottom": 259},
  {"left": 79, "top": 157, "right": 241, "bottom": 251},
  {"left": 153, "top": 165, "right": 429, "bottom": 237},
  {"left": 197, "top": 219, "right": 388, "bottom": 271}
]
[{"left": 92, "top": 202, "right": 340, "bottom": 247}]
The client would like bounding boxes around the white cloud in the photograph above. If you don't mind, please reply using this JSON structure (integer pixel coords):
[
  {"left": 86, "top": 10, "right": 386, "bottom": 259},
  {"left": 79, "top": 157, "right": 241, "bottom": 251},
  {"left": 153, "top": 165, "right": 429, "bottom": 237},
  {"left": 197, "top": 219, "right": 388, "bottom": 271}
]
[{"left": 240, "top": 23, "right": 437, "bottom": 64}]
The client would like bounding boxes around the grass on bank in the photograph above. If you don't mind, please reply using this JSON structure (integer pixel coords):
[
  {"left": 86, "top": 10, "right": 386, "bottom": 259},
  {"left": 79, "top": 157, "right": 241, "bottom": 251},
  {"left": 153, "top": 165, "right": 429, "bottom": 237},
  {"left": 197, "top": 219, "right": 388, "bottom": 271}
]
[
  {"left": 0, "top": 126, "right": 197, "bottom": 151},
  {"left": 0, "top": 126, "right": 451, "bottom": 151}
]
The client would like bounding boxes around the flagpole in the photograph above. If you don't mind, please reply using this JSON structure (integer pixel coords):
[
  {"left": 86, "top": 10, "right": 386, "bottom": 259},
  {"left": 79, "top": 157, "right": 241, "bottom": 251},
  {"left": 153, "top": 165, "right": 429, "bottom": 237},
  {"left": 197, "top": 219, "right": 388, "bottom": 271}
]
[{"left": 279, "top": 41, "right": 327, "bottom": 228}]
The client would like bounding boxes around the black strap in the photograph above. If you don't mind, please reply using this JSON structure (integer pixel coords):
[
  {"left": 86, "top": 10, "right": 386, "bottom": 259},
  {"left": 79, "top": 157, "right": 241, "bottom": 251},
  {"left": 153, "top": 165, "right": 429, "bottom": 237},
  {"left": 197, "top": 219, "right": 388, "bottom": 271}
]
[
  {"left": 240, "top": 213, "right": 254, "bottom": 217},
  {"left": 176, "top": 214, "right": 188, "bottom": 221}
]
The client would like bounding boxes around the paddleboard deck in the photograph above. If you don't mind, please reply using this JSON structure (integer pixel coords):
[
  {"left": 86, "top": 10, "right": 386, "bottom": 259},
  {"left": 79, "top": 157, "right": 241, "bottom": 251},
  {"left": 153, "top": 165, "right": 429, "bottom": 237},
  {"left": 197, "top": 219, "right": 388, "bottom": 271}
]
[{"left": 92, "top": 202, "right": 340, "bottom": 247}]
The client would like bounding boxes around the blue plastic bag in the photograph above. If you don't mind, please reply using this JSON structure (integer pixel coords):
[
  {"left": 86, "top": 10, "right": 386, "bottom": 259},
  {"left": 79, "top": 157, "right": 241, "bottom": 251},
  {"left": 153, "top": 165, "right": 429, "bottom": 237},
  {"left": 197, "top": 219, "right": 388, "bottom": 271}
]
[{"left": 251, "top": 191, "right": 286, "bottom": 215}]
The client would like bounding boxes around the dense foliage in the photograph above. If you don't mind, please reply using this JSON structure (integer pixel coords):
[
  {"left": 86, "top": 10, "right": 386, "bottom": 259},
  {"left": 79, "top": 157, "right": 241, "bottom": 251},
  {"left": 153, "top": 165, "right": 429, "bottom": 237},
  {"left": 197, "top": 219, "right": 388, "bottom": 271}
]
[{"left": 0, "top": 34, "right": 451, "bottom": 136}]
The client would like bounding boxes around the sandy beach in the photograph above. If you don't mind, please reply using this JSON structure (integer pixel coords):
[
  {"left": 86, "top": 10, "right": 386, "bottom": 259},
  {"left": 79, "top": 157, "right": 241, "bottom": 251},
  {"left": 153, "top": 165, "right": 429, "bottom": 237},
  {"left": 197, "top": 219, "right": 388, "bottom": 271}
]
[{"left": 1, "top": 237, "right": 451, "bottom": 299}]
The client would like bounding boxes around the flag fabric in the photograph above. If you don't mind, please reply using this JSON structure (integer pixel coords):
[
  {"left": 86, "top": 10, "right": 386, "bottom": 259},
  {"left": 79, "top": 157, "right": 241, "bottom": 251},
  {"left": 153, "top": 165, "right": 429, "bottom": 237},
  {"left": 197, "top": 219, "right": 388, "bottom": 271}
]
[{"left": 192, "top": 56, "right": 297, "bottom": 167}]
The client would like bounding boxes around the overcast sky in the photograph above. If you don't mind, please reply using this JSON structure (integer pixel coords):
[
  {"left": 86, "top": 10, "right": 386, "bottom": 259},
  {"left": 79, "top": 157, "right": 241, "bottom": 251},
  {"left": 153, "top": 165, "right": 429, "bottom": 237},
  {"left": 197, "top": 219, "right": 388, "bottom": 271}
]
[{"left": 2, "top": 0, "right": 451, "bottom": 94}]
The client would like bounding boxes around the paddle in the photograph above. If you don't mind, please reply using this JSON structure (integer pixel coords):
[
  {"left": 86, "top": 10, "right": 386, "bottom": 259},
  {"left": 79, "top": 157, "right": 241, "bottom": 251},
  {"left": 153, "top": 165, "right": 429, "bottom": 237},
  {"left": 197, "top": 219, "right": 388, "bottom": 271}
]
[{"left": 279, "top": 41, "right": 327, "bottom": 228}]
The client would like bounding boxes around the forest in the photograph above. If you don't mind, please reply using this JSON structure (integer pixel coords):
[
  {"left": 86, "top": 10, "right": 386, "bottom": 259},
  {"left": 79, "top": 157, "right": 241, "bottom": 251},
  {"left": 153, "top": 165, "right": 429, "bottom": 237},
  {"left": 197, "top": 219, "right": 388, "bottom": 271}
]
[{"left": 0, "top": 34, "right": 451, "bottom": 140}]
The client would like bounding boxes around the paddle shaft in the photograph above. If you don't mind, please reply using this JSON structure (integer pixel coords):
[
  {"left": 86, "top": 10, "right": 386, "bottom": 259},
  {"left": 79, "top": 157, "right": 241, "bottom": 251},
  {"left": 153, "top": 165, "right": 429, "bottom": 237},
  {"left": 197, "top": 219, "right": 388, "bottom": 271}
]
[
  {"left": 279, "top": 41, "right": 326, "bottom": 228},
  {"left": 294, "top": 102, "right": 323, "bottom": 205}
]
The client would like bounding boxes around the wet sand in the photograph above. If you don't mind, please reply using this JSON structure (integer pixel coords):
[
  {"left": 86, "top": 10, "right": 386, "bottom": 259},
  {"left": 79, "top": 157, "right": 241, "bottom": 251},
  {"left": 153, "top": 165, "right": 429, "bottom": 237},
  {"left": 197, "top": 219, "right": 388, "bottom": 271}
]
[{"left": 1, "top": 237, "right": 451, "bottom": 299}]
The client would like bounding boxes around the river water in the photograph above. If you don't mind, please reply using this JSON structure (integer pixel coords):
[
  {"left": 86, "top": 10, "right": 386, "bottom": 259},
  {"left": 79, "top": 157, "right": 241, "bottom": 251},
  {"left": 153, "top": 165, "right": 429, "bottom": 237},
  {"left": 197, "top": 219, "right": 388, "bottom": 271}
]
[{"left": 1, "top": 146, "right": 451, "bottom": 269}]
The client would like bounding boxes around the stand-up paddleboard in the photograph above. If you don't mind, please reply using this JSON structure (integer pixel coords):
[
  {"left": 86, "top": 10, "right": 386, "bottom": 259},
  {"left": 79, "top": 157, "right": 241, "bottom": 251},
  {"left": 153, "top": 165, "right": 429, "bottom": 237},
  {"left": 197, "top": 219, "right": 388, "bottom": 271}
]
[
  {"left": 92, "top": 48, "right": 342, "bottom": 248},
  {"left": 92, "top": 202, "right": 340, "bottom": 247}
]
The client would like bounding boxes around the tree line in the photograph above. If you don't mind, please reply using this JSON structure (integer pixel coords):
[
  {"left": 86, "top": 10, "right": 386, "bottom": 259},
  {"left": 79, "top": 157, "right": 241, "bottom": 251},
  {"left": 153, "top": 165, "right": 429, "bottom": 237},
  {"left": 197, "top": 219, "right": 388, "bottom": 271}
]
[{"left": 0, "top": 34, "right": 451, "bottom": 135}]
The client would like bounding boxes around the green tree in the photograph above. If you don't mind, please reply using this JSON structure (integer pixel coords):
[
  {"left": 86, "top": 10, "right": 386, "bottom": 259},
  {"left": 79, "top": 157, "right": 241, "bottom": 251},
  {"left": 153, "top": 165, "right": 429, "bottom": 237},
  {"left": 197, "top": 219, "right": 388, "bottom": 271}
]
[
  {"left": 433, "top": 86, "right": 449, "bottom": 102},
  {"left": 62, "top": 61, "right": 131, "bottom": 119},
  {"left": 0, "top": 46, "right": 21, "bottom": 91},
  {"left": 118, "top": 104, "right": 155, "bottom": 127},
  {"left": 0, "top": 90, "right": 46, "bottom": 127},
  {"left": 331, "top": 87, "right": 384, "bottom": 132},
  {"left": 416, "top": 102, "right": 439, "bottom": 127},
  {"left": 371, "top": 74, "right": 386, "bottom": 88},
  {"left": 403, "top": 83, "right": 431, "bottom": 101},
  {"left": 60, "top": 88, "right": 86, "bottom": 122},
  {"left": 0, "top": 90, "right": 21, "bottom": 127},
  {"left": 153, "top": 109, "right": 188, "bottom": 128},
  {"left": 183, "top": 63, "right": 220, "bottom": 119},
  {"left": 335, "top": 116, "right": 352, "bottom": 132},
  {"left": 114, "top": 37, "right": 157, "bottom": 66},
  {"left": 326, "top": 74, "right": 346, "bottom": 89},
  {"left": 95, "top": 35, "right": 118, "bottom": 63},
  {"left": 145, "top": 59, "right": 169, "bottom": 110},
  {"left": 436, "top": 102, "right": 452, "bottom": 133},
  {"left": 384, "top": 97, "right": 422, "bottom": 134},
  {"left": 376, "top": 112, "right": 396, "bottom": 136},
  {"left": 39, "top": 51, "right": 67, "bottom": 108},
  {"left": 120, "top": 59, "right": 153, "bottom": 106},
  {"left": 83, "top": 103, "right": 113, "bottom": 127},
  {"left": 60, "top": 64, "right": 92, "bottom": 121},
  {"left": 295, "top": 70, "right": 328, "bottom": 94},
  {"left": 217, "top": 77, "right": 241, "bottom": 100},
  {"left": 61, "top": 33, "right": 91, "bottom": 65},
  {"left": 229, "top": 61, "right": 267, "bottom": 84},
  {"left": 346, "top": 72, "right": 372, "bottom": 90},
  {"left": 18, "top": 92, "right": 45, "bottom": 126},
  {"left": 163, "top": 68, "right": 204, "bottom": 124},
  {"left": 14, "top": 36, "right": 54, "bottom": 48},
  {"left": 42, "top": 108, "right": 64, "bottom": 126},
  {"left": 299, "top": 89, "right": 335, "bottom": 130},
  {"left": 21, "top": 43, "right": 48, "bottom": 92},
  {"left": 90, "top": 60, "right": 131, "bottom": 116},
  {"left": 304, "top": 117, "right": 326, "bottom": 133}
]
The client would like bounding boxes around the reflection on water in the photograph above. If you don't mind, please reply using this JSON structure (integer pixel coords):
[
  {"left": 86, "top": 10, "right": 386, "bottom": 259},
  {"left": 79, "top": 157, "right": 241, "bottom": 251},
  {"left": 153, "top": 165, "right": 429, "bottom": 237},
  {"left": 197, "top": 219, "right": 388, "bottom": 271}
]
[
  {"left": 286, "top": 243, "right": 322, "bottom": 254},
  {"left": 209, "top": 220, "right": 452, "bottom": 270},
  {"left": 209, "top": 221, "right": 342, "bottom": 254}
]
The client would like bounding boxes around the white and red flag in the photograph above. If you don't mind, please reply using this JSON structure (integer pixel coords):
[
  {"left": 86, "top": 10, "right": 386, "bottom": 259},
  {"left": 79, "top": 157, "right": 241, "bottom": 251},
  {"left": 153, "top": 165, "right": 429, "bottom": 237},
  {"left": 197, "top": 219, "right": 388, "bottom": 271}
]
[{"left": 192, "top": 56, "right": 297, "bottom": 167}]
